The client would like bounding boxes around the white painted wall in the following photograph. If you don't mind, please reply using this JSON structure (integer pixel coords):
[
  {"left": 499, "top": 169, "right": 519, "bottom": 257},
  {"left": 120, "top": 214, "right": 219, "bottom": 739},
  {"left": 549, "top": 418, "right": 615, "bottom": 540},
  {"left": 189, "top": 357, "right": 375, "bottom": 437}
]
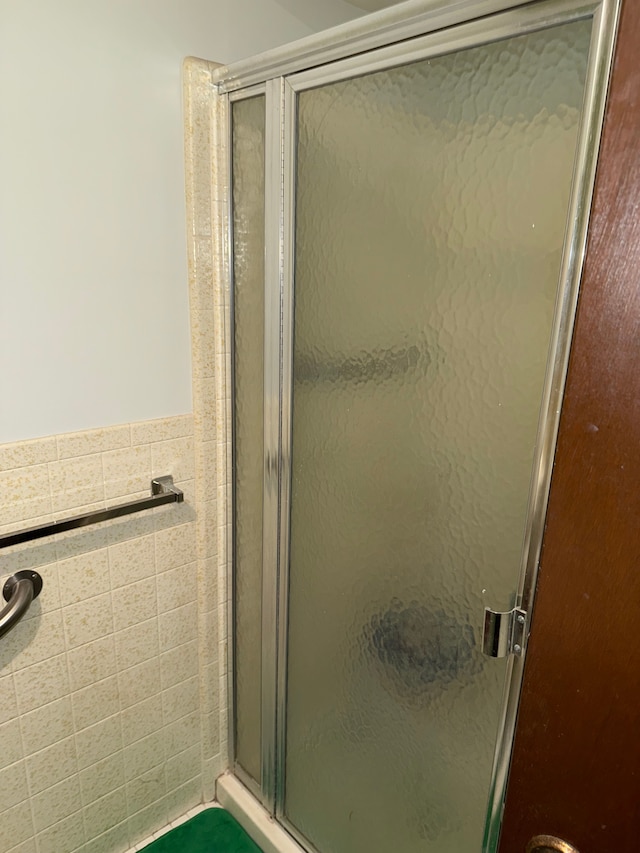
[{"left": 0, "top": 0, "right": 362, "bottom": 443}]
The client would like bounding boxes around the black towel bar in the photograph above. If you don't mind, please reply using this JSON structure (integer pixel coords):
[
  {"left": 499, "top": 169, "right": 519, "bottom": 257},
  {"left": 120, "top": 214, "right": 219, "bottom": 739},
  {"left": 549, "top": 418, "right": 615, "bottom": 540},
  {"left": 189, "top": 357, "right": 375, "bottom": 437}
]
[{"left": 0, "top": 475, "right": 184, "bottom": 550}]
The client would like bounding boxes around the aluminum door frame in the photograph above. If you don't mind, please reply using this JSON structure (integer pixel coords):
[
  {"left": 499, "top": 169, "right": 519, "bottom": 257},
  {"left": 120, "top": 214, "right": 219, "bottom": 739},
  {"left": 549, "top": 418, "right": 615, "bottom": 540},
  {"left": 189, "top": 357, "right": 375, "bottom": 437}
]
[{"left": 224, "top": 1, "right": 621, "bottom": 850}]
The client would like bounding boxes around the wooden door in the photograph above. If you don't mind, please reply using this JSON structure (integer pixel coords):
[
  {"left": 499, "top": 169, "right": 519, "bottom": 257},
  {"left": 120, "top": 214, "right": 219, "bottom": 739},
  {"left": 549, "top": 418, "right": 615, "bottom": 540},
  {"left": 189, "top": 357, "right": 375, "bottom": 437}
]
[{"left": 499, "top": 0, "right": 640, "bottom": 850}]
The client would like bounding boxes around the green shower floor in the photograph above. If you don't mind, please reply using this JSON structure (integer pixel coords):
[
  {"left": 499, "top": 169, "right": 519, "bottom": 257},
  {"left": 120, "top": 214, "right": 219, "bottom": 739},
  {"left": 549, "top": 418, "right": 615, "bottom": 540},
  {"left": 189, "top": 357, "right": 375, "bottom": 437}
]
[{"left": 139, "top": 808, "right": 262, "bottom": 853}]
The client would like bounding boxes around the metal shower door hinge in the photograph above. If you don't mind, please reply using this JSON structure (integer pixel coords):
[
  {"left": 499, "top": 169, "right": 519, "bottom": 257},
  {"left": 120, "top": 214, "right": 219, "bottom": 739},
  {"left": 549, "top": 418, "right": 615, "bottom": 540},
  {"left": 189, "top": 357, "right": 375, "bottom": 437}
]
[{"left": 482, "top": 606, "right": 528, "bottom": 658}]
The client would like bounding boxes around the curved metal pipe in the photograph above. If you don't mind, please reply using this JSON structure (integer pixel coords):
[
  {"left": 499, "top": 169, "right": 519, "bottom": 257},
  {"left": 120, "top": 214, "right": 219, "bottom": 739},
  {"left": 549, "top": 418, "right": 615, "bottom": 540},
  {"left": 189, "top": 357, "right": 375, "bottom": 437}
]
[{"left": 0, "top": 571, "right": 43, "bottom": 638}]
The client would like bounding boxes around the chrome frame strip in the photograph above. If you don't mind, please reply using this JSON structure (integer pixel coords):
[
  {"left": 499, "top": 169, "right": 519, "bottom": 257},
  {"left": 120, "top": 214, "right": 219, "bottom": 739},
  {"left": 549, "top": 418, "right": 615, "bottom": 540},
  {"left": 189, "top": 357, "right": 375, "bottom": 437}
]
[
  {"left": 213, "top": 0, "right": 538, "bottom": 93},
  {"left": 484, "top": 0, "right": 620, "bottom": 848},
  {"left": 225, "top": 90, "right": 236, "bottom": 777},
  {"left": 274, "top": 79, "right": 297, "bottom": 820},
  {"left": 287, "top": 0, "right": 598, "bottom": 92},
  {"left": 228, "top": 83, "right": 266, "bottom": 103},
  {"left": 261, "top": 77, "right": 285, "bottom": 809}
]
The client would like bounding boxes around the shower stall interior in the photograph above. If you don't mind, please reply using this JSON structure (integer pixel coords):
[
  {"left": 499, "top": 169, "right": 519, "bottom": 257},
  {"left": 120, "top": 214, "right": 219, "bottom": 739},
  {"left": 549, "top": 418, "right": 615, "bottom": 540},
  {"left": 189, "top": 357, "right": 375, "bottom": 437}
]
[{"left": 215, "top": 1, "right": 619, "bottom": 851}]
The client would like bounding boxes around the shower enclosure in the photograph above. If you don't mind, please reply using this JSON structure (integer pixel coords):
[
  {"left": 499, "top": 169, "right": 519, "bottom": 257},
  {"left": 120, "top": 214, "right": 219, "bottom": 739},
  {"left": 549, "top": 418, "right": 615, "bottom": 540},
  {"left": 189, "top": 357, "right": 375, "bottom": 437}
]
[{"left": 217, "top": 1, "right": 619, "bottom": 851}]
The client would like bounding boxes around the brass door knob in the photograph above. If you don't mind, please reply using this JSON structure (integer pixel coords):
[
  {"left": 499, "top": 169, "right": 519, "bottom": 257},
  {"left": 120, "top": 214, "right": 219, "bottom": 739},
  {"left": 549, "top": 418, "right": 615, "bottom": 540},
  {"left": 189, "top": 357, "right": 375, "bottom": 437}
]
[{"left": 526, "top": 836, "right": 580, "bottom": 853}]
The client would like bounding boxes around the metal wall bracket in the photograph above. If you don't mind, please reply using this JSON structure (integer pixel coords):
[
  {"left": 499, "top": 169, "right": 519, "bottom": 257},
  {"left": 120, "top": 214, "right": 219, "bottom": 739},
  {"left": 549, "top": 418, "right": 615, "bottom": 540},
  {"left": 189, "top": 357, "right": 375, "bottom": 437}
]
[
  {"left": 482, "top": 606, "right": 528, "bottom": 658},
  {"left": 151, "top": 475, "right": 184, "bottom": 499},
  {"left": 0, "top": 571, "right": 43, "bottom": 639}
]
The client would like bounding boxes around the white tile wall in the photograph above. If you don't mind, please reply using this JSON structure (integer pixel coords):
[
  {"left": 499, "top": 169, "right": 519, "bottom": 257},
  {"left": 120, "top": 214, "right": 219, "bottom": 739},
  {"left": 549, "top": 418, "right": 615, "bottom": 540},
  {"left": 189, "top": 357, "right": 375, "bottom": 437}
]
[{"left": 0, "top": 415, "right": 221, "bottom": 853}]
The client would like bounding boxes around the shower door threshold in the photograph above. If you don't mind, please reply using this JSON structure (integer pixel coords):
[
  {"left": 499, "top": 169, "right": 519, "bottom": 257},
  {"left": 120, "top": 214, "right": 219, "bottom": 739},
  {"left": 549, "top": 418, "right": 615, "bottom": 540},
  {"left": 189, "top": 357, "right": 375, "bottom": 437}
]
[{"left": 217, "top": 773, "right": 307, "bottom": 853}]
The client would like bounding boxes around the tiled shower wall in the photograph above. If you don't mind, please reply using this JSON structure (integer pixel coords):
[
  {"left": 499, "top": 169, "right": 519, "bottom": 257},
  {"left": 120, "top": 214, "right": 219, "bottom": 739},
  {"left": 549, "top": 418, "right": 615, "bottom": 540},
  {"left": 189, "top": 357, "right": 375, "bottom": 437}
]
[{"left": 0, "top": 415, "right": 221, "bottom": 853}]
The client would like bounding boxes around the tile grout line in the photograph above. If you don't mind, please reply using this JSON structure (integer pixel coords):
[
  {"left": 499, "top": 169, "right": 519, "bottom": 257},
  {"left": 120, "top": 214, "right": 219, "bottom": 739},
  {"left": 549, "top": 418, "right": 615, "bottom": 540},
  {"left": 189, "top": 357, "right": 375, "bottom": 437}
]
[{"left": 106, "top": 494, "right": 131, "bottom": 853}]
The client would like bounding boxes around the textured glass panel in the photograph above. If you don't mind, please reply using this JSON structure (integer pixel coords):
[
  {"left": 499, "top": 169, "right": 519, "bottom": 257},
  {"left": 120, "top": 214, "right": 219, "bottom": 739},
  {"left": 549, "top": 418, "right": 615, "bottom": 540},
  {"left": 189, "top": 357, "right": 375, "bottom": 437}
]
[
  {"left": 285, "top": 21, "right": 591, "bottom": 853},
  {"left": 232, "top": 95, "right": 265, "bottom": 785}
]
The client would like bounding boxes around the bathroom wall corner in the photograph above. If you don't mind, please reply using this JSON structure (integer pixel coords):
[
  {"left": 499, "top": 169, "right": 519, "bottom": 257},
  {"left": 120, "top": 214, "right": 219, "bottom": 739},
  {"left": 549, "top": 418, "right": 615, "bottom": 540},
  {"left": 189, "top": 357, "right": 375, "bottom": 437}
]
[{"left": 184, "top": 55, "right": 232, "bottom": 799}]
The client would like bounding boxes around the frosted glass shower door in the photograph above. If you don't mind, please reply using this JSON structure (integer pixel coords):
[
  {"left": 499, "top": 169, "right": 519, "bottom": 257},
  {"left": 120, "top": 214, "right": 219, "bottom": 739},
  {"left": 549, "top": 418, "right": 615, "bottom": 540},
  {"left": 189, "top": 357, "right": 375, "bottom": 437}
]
[
  {"left": 232, "top": 95, "right": 266, "bottom": 787},
  {"left": 283, "top": 20, "right": 592, "bottom": 853}
]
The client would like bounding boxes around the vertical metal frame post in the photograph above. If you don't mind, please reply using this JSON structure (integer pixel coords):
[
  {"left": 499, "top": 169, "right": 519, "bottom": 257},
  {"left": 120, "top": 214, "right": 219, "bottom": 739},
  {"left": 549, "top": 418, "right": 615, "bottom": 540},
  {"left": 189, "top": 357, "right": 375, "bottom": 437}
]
[
  {"left": 274, "top": 79, "right": 298, "bottom": 820},
  {"left": 225, "top": 88, "right": 237, "bottom": 782},
  {"left": 261, "top": 77, "right": 286, "bottom": 808}
]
